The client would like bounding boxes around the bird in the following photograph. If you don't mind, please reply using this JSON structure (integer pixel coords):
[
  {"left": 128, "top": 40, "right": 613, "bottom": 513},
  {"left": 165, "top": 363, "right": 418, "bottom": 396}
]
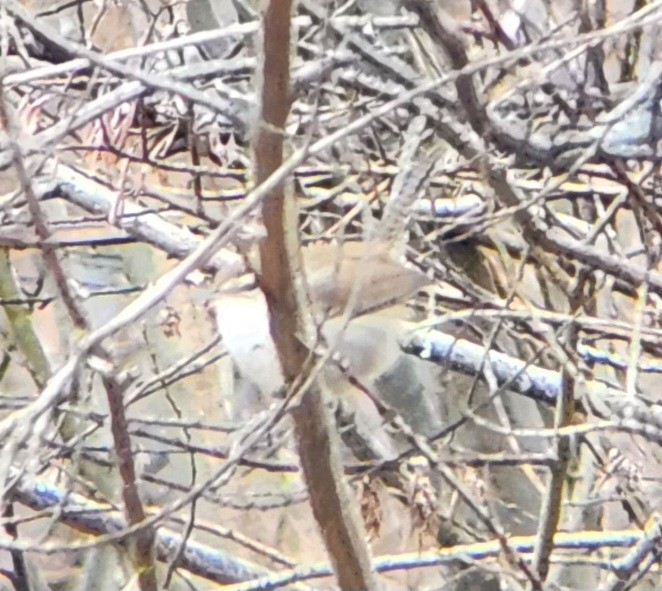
[{"left": 212, "top": 240, "right": 434, "bottom": 455}]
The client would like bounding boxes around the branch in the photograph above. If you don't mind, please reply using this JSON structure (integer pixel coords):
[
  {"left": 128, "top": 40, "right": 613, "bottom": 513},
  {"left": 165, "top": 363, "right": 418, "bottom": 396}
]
[
  {"left": 35, "top": 164, "right": 247, "bottom": 281},
  {"left": 11, "top": 470, "right": 653, "bottom": 590},
  {"left": 403, "top": 0, "right": 487, "bottom": 135},
  {"left": 0, "top": 91, "right": 158, "bottom": 589},
  {"left": 253, "top": 2, "right": 380, "bottom": 590},
  {"left": 10, "top": 473, "right": 274, "bottom": 585},
  {"left": 223, "top": 528, "right": 652, "bottom": 591},
  {"left": 532, "top": 279, "right": 585, "bottom": 582},
  {"left": 600, "top": 514, "right": 662, "bottom": 591},
  {"left": 2, "top": 14, "right": 418, "bottom": 88},
  {"left": 401, "top": 326, "right": 662, "bottom": 437}
]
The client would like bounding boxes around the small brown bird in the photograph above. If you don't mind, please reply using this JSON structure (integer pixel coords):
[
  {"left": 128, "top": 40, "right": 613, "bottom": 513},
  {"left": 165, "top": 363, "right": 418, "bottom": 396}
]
[
  {"left": 302, "top": 240, "right": 430, "bottom": 319},
  {"left": 214, "top": 240, "right": 430, "bottom": 427}
]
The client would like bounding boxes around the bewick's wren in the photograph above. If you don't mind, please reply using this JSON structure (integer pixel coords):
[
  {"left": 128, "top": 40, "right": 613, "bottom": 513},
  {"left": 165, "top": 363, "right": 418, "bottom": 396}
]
[
  {"left": 302, "top": 240, "right": 430, "bottom": 319},
  {"left": 214, "top": 241, "right": 430, "bottom": 428}
]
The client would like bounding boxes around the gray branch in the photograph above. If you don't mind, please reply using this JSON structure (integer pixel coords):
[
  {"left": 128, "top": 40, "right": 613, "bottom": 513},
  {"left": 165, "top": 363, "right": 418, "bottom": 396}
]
[
  {"left": 401, "top": 326, "right": 662, "bottom": 441},
  {"left": 10, "top": 472, "right": 275, "bottom": 585},
  {"left": 34, "top": 164, "right": 247, "bottom": 282}
]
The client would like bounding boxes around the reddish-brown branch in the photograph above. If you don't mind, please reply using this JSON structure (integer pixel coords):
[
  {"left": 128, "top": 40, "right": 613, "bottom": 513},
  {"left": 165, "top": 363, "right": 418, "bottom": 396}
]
[
  {"left": 253, "top": 1, "right": 380, "bottom": 589},
  {"left": 0, "top": 85, "right": 157, "bottom": 591}
]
